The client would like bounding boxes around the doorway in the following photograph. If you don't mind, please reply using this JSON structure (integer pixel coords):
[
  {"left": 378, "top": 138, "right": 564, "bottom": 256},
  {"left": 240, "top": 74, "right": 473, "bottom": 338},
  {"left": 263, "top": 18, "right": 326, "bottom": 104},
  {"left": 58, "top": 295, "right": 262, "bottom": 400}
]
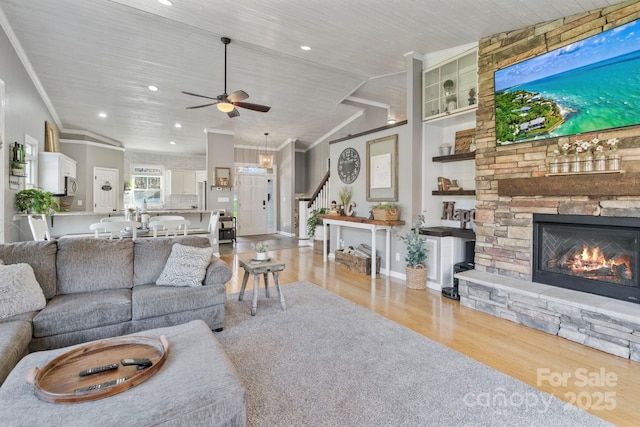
[
  {"left": 94, "top": 167, "right": 119, "bottom": 212},
  {"left": 235, "top": 168, "right": 277, "bottom": 236}
]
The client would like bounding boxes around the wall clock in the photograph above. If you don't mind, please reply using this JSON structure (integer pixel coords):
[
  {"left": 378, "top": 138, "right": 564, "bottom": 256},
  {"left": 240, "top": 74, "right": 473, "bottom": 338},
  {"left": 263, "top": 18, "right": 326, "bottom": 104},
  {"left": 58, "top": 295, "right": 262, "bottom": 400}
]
[{"left": 337, "top": 147, "right": 360, "bottom": 184}]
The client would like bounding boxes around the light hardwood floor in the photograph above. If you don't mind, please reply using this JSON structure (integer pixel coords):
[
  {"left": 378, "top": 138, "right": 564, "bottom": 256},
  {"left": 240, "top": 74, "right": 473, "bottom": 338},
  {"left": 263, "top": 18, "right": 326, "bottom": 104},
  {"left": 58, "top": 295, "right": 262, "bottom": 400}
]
[{"left": 220, "top": 246, "right": 640, "bottom": 426}]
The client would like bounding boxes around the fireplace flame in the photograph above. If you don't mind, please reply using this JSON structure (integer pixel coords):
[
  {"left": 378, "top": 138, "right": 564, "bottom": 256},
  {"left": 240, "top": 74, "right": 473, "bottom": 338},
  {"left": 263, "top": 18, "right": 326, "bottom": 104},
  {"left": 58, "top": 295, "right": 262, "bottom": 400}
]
[{"left": 569, "top": 245, "right": 632, "bottom": 280}]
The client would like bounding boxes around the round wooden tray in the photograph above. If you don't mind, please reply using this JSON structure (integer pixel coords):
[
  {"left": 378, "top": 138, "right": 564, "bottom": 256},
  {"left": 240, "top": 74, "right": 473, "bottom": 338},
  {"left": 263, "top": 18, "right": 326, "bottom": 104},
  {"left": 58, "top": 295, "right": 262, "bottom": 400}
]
[{"left": 26, "top": 335, "right": 169, "bottom": 404}]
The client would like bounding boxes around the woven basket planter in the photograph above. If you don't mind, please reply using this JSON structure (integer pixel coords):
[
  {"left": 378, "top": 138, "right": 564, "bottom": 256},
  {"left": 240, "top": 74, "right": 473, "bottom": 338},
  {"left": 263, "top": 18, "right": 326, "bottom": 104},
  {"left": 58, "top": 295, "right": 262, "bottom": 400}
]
[
  {"left": 406, "top": 264, "right": 427, "bottom": 289},
  {"left": 372, "top": 208, "right": 399, "bottom": 221}
]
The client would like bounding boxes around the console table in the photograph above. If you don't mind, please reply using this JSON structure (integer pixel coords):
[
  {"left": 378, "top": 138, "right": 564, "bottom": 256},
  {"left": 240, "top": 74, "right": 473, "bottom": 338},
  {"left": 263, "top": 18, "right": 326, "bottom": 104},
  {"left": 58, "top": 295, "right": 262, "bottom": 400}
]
[{"left": 319, "top": 215, "right": 405, "bottom": 279}]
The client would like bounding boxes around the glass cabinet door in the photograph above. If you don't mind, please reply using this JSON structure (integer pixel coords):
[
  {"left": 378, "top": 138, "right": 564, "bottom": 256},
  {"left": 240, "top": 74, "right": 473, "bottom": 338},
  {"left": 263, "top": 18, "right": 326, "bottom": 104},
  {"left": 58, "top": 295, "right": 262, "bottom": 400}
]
[{"left": 423, "top": 50, "right": 477, "bottom": 120}]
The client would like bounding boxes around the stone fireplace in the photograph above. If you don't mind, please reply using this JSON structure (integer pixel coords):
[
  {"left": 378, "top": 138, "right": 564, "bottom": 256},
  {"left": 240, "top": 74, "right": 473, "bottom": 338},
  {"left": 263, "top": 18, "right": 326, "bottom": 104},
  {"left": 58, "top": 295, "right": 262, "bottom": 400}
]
[{"left": 456, "top": 1, "right": 640, "bottom": 361}]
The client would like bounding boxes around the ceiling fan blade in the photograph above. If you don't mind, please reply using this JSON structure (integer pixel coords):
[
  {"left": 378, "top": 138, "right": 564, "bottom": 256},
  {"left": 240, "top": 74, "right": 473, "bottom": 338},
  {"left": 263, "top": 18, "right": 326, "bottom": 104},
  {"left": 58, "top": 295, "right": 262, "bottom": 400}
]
[
  {"left": 186, "top": 102, "right": 217, "bottom": 109},
  {"left": 226, "top": 90, "right": 249, "bottom": 103},
  {"left": 234, "top": 101, "right": 271, "bottom": 113},
  {"left": 182, "top": 91, "right": 218, "bottom": 101},
  {"left": 227, "top": 108, "right": 240, "bottom": 118}
]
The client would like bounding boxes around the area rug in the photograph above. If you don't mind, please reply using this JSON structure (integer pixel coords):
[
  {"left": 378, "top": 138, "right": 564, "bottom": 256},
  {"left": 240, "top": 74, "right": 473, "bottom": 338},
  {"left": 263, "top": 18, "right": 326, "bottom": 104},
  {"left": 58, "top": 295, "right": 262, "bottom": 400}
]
[{"left": 216, "top": 281, "right": 610, "bottom": 427}]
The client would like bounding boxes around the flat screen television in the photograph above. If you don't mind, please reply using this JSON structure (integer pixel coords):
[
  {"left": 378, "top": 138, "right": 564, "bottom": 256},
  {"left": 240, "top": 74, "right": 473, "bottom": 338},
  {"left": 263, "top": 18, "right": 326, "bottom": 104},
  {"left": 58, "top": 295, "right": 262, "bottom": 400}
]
[{"left": 494, "top": 19, "right": 640, "bottom": 146}]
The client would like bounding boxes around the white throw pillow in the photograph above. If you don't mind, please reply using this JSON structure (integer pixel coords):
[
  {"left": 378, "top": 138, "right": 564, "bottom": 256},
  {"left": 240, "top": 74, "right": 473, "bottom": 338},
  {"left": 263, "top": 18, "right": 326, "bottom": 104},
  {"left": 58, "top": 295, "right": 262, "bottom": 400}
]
[
  {"left": 156, "top": 243, "right": 213, "bottom": 287},
  {"left": 0, "top": 263, "right": 46, "bottom": 319}
]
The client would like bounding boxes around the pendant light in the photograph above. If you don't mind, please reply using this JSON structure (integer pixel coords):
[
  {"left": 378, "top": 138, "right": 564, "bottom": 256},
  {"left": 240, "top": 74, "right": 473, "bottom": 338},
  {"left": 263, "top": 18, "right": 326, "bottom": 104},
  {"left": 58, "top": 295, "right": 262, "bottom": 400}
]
[{"left": 258, "top": 132, "right": 274, "bottom": 168}]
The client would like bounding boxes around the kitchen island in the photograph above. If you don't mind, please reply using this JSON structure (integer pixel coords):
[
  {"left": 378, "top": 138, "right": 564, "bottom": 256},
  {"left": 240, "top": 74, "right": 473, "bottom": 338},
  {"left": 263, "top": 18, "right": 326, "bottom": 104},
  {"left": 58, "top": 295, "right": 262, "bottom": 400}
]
[{"left": 13, "top": 210, "right": 218, "bottom": 247}]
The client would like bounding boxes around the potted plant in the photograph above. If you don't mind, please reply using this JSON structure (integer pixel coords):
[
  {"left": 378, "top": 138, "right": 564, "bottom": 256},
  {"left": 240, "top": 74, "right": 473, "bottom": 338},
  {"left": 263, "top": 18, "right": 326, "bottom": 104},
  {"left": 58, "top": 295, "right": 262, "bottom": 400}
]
[
  {"left": 11, "top": 161, "right": 25, "bottom": 176},
  {"left": 397, "top": 215, "right": 428, "bottom": 289},
  {"left": 15, "top": 189, "right": 58, "bottom": 214},
  {"left": 252, "top": 241, "right": 269, "bottom": 260},
  {"left": 370, "top": 203, "right": 400, "bottom": 221},
  {"left": 307, "top": 208, "right": 326, "bottom": 239}
]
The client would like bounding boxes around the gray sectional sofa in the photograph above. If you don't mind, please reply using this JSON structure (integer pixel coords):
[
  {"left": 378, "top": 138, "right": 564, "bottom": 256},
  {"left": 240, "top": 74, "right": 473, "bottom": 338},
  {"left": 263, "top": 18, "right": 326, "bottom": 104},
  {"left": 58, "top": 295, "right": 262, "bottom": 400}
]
[{"left": 0, "top": 235, "right": 232, "bottom": 385}]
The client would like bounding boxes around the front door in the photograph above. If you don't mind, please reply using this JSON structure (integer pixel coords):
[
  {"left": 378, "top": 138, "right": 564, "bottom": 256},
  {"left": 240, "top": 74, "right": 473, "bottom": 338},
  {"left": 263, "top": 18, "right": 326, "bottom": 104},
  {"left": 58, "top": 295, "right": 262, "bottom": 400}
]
[
  {"left": 94, "top": 167, "right": 119, "bottom": 212},
  {"left": 236, "top": 173, "right": 268, "bottom": 236}
]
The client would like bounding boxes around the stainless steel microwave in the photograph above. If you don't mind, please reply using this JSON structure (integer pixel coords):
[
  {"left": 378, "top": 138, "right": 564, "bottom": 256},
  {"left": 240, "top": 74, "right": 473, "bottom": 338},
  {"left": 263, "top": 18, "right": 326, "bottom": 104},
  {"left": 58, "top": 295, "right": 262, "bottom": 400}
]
[{"left": 65, "top": 176, "right": 78, "bottom": 196}]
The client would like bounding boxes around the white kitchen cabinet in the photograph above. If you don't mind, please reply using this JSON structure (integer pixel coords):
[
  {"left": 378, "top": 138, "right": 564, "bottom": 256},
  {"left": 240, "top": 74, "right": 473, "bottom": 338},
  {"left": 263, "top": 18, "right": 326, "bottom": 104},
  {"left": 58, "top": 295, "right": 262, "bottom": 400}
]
[
  {"left": 167, "top": 170, "right": 197, "bottom": 195},
  {"left": 39, "top": 152, "right": 77, "bottom": 195}
]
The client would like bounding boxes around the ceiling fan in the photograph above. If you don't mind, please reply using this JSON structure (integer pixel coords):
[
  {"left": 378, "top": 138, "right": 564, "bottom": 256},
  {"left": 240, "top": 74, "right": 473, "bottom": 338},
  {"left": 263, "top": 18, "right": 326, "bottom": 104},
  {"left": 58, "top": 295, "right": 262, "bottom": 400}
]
[{"left": 182, "top": 37, "right": 271, "bottom": 118}]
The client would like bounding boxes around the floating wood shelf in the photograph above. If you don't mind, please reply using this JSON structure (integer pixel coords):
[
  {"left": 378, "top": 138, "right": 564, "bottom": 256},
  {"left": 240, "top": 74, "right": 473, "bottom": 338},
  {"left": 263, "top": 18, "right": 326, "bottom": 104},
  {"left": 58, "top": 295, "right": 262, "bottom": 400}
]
[
  {"left": 432, "top": 152, "right": 475, "bottom": 163},
  {"left": 498, "top": 172, "right": 640, "bottom": 197},
  {"left": 432, "top": 190, "right": 476, "bottom": 196}
]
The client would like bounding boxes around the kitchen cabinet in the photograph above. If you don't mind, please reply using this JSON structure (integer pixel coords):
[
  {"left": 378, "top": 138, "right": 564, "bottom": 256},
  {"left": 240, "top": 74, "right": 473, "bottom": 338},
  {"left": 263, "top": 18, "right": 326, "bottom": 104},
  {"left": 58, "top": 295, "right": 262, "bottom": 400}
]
[
  {"left": 167, "top": 170, "right": 197, "bottom": 195},
  {"left": 39, "top": 152, "right": 77, "bottom": 195}
]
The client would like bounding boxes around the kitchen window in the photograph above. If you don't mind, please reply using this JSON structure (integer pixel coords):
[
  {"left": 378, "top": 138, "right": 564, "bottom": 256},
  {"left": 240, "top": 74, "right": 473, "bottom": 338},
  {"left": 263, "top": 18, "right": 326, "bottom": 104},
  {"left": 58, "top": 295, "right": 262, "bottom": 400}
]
[{"left": 131, "top": 165, "right": 164, "bottom": 208}]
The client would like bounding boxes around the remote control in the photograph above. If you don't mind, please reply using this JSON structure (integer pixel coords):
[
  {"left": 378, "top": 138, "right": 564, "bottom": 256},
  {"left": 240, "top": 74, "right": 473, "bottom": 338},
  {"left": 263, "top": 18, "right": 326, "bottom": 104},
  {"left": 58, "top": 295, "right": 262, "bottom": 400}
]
[
  {"left": 78, "top": 363, "right": 119, "bottom": 377},
  {"left": 74, "top": 376, "right": 128, "bottom": 393},
  {"left": 120, "top": 358, "right": 152, "bottom": 369}
]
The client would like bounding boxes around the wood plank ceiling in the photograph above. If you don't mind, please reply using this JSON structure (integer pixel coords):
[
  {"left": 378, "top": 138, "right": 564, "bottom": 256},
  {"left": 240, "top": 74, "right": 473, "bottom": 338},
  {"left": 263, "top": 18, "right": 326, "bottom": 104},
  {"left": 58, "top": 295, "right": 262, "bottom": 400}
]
[{"left": 0, "top": 0, "right": 621, "bottom": 154}]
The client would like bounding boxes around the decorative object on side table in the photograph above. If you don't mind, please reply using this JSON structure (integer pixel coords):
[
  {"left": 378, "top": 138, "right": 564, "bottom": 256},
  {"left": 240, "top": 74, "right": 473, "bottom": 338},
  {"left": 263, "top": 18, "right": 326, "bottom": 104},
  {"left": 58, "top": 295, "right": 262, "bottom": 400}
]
[
  {"left": 370, "top": 202, "right": 400, "bottom": 221},
  {"left": 252, "top": 241, "right": 269, "bottom": 261},
  {"left": 337, "top": 186, "right": 352, "bottom": 212},
  {"left": 15, "top": 189, "right": 58, "bottom": 214},
  {"left": 397, "top": 214, "right": 428, "bottom": 289}
]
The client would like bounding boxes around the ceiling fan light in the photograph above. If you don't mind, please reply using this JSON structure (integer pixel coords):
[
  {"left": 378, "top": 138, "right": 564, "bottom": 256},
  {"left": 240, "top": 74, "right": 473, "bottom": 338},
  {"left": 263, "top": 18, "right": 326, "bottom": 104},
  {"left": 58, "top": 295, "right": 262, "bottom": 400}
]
[
  {"left": 259, "top": 154, "right": 274, "bottom": 168},
  {"left": 217, "top": 102, "right": 235, "bottom": 113}
]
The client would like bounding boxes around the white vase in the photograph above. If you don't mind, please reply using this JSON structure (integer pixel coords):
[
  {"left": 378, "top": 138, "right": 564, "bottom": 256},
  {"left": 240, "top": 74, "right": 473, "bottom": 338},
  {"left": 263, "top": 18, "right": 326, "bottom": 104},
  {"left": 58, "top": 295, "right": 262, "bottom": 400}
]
[{"left": 256, "top": 252, "right": 267, "bottom": 260}]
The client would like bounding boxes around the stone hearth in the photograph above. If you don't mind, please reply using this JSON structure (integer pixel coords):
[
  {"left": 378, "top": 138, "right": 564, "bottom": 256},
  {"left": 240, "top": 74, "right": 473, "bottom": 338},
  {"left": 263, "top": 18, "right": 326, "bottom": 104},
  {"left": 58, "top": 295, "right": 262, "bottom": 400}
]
[{"left": 457, "top": 270, "right": 640, "bottom": 360}]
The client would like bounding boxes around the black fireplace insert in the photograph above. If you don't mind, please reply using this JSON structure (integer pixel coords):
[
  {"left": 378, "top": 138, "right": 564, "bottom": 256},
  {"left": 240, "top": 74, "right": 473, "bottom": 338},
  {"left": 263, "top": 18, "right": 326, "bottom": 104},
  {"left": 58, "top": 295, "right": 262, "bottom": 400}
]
[{"left": 533, "top": 214, "right": 640, "bottom": 303}]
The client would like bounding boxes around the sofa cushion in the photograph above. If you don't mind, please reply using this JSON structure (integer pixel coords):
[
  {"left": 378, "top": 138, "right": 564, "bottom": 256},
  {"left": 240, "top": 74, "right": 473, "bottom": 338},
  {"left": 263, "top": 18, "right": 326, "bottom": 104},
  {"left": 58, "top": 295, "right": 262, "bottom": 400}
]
[
  {"left": 132, "top": 284, "right": 225, "bottom": 320},
  {"left": 205, "top": 257, "right": 233, "bottom": 285},
  {"left": 156, "top": 243, "right": 213, "bottom": 287},
  {"left": 32, "top": 289, "right": 131, "bottom": 338},
  {"left": 0, "top": 321, "right": 32, "bottom": 385},
  {"left": 133, "top": 235, "right": 212, "bottom": 285},
  {"left": 57, "top": 238, "right": 134, "bottom": 294},
  {"left": 0, "top": 240, "right": 57, "bottom": 299},
  {"left": 0, "top": 264, "right": 46, "bottom": 320}
]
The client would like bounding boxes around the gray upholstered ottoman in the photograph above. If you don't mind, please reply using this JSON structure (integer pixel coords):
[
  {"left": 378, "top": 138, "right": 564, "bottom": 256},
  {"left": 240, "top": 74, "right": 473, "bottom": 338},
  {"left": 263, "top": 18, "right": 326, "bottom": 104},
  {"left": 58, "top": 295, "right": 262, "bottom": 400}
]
[{"left": 0, "top": 320, "right": 246, "bottom": 426}]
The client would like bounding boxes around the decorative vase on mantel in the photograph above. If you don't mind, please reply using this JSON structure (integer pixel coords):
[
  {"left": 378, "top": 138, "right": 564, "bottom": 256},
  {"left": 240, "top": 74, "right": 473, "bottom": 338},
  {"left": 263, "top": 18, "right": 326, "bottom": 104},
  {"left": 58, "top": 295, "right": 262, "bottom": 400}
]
[
  {"left": 560, "top": 154, "right": 570, "bottom": 173},
  {"left": 570, "top": 153, "right": 581, "bottom": 173},
  {"left": 549, "top": 153, "right": 560, "bottom": 174},
  {"left": 608, "top": 151, "right": 620, "bottom": 171},
  {"left": 582, "top": 152, "right": 594, "bottom": 172},
  {"left": 594, "top": 151, "right": 606, "bottom": 171}
]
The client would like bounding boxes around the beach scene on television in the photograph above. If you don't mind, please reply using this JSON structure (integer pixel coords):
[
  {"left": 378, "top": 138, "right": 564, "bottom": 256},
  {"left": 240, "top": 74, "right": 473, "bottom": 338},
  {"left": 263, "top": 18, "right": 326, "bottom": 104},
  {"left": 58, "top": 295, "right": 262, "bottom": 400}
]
[{"left": 494, "top": 19, "right": 640, "bottom": 146}]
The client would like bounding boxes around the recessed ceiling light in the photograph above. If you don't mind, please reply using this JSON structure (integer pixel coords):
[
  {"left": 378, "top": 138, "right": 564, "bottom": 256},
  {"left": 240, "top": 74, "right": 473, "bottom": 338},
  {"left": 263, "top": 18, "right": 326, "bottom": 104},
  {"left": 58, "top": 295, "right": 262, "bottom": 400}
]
[
  {"left": 158, "top": 0, "right": 173, "bottom": 6},
  {"left": 148, "top": 85, "right": 158, "bottom": 91},
  {"left": 387, "top": 118, "right": 396, "bottom": 124},
  {"left": 300, "top": 45, "right": 311, "bottom": 51},
  {"left": 98, "top": 112, "right": 107, "bottom": 118},
  {"left": 169, "top": 141, "right": 176, "bottom": 145},
  {"left": 174, "top": 123, "right": 182, "bottom": 128}
]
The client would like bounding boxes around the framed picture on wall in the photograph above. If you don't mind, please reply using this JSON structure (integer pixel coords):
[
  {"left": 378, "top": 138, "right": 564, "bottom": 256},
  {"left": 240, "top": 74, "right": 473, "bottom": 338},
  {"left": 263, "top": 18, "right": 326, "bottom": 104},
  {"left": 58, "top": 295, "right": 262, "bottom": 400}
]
[{"left": 366, "top": 134, "right": 398, "bottom": 202}]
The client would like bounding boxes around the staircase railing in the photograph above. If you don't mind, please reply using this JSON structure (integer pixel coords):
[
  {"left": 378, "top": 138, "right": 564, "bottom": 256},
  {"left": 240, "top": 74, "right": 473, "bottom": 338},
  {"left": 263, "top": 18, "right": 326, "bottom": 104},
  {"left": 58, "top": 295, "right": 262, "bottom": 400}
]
[
  {"left": 298, "top": 170, "right": 330, "bottom": 239},
  {"left": 307, "top": 170, "right": 330, "bottom": 211}
]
